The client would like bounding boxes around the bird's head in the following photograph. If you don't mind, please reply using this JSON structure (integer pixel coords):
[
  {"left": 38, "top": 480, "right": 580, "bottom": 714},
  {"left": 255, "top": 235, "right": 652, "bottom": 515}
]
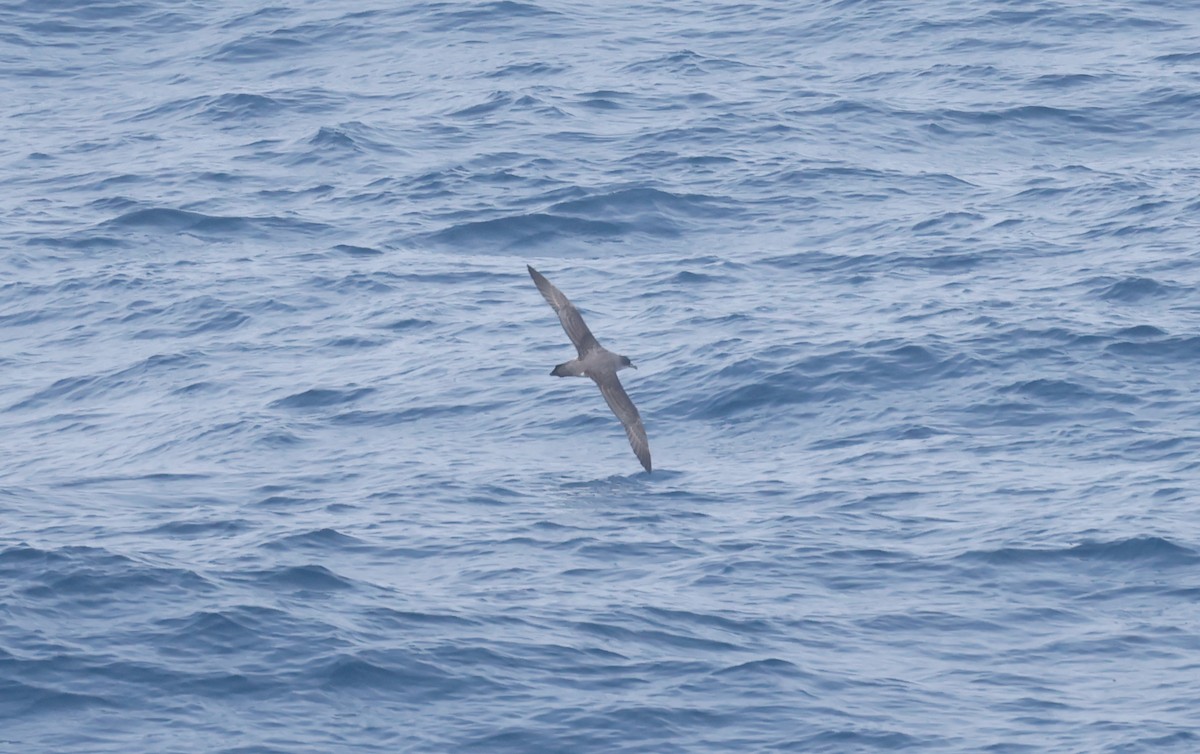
[{"left": 620, "top": 355, "right": 636, "bottom": 370}]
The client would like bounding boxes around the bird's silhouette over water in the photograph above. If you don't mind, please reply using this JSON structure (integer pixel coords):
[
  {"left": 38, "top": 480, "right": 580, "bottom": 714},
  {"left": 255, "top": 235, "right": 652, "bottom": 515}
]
[{"left": 527, "top": 265, "right": 651, "bottom": 473}]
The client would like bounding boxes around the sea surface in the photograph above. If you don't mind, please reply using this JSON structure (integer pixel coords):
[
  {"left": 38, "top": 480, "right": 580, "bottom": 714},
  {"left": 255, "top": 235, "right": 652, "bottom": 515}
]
[{"left": 3, "top": 1, "right": 1200, "bottom": 752}]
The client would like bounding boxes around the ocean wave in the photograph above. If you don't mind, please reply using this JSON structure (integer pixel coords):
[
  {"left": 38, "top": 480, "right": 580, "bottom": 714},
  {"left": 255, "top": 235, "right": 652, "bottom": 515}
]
[
  {"left": 426, "top": 213, "right": 629, "bottom": 251},
  {"left": 99, "top": 207, "right": 331, "bottom": 238},
  {"left": 238, "top": 564, "right": 357, "bottom": 592},
  {"left": 269, "top": 387, "right": 375, "bottom": 410},
  {"left": 960, "top": 537, "right": 1197, "bottom": 567}
]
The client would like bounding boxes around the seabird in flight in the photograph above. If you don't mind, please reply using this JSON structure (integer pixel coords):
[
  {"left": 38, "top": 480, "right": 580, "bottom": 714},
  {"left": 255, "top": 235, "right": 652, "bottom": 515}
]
[{"left": 527, "top": 265, "right": 651, "bottom": 473}]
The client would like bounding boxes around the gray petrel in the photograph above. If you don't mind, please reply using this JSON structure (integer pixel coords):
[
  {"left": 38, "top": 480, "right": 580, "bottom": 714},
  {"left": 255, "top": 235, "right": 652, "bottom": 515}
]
[{"left": 527, "top": 265, "right": 651, "bottom": 472}]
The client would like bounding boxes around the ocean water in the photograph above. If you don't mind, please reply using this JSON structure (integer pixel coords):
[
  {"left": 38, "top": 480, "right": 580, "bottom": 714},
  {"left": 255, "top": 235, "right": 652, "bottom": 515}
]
[{"left": 3, "top": 0, "right": 1200, "bottom": 751}]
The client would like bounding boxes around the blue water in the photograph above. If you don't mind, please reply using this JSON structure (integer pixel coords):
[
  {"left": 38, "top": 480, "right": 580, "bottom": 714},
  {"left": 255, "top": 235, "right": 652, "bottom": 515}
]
[{"left": 3, "top": 1, "right": 1200, "bottom": 751}]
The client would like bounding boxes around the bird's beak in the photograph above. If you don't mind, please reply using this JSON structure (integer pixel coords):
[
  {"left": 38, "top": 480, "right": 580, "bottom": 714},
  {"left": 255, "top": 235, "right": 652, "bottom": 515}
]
[{"left": 631, "top": 364, "right": 638, "bottom": 369}]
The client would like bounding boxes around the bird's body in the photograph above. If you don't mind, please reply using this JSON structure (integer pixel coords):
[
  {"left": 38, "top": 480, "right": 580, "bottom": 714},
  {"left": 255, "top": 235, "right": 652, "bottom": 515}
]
[
  {"left": 551, "top": 348, "right": 626, "bottom": 378},
  {"left": 527, "top": 265, "right": 651, "bottom": 473}
]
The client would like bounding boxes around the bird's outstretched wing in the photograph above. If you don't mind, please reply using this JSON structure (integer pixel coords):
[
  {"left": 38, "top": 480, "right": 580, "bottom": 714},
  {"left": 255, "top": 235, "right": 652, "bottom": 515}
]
[
  {"left": 528, "top": 265, "right": 601, "bottom": 356},
  {"left": 593, "top": 371, "right": 652, "bottom": 473}
]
